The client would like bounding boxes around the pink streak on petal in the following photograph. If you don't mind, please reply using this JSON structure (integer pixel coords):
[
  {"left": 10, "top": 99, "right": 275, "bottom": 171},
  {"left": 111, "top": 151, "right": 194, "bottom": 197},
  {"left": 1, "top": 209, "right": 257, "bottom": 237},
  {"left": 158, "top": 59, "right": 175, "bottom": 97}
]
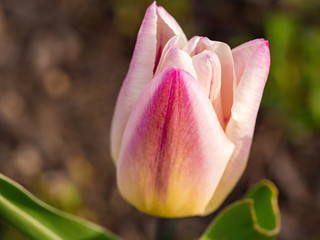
[
  {"left": 111, "top": 2, "right": 187, "bottom": 163},
  {"left": 204, "top": 40, "right": 270, "bottom": 214},
  {"left": 117, "top": 67, "right": 234, "bottom": 217}
]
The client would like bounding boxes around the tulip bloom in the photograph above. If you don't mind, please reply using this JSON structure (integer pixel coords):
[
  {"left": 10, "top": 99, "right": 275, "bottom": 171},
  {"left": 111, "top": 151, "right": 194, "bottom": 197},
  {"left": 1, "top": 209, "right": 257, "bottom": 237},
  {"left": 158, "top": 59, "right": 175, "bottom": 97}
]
[{"left": 110, "top": 2, "right": 270, "bottom": 217}]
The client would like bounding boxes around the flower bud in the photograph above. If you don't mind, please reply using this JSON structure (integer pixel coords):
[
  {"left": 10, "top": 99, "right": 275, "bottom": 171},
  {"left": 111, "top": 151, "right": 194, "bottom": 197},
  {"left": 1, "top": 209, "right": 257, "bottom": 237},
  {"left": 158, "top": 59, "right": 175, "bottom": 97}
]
[{"left": 110, "top": 2, "right": 270, "bottom": 217}]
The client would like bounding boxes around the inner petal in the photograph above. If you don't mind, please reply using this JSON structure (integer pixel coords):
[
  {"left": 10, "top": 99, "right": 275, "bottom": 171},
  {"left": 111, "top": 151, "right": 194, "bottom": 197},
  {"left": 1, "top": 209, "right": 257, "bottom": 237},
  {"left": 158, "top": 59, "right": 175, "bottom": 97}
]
[
  {"left": 196, "top": 38, "right": 236, "bottom": 126},
  {"left": 155, "top": 46, "right": 197, "bottom": 80},
  {"left": 183, "top": 36, "right": 201, "bottom": 55},
  {"left": 192, "top": 50, "right": 225, "bottom": 129},
  {"left": 154, "top": 7, "right": 188, "bottom": 74},
  {"left": 154, "top": 35, "right": 186, "bottom": 76}
]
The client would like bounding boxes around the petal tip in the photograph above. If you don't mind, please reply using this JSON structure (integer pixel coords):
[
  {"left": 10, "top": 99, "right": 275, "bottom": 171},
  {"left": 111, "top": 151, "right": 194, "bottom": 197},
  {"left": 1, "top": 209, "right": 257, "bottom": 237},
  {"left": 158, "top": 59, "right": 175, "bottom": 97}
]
[
  {"left": 256, "top": 38, "right": 269, "bottom": 49},
  {"left": 145, "top": 1, "right": 157, "bottom": 16},
  {"left": 150, "top": 1, "right": 157, "bottom": 8}
]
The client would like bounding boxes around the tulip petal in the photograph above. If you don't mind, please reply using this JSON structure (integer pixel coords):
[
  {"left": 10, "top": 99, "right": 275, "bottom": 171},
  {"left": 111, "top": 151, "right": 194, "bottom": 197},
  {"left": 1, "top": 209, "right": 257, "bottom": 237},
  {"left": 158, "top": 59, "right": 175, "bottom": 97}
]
[
  {"left": 185, "top": 37, "right": 236, "bottom": 126},
  {"left": 156, "top": 6, "right": 187, "bottom": 40},
  {"left": 232, "top": 39, "right": 268, "bottom": 85},
  {"left": 154, "top": 6, "right": 188, "bottom": 74},
  {"left": 204, "top": 40, "right": 270, "bottom": 214},
  {"left": 110, "top": 2, "right": 186, "bottom": 162},
  {"left": 183, "top": 36, "right": 201, "bottom": 55},
  {"left": 155, "top": 47, "right": 197, "bottom": 80},
  {"left": 192, "top": 50, "right": 217, "bottom": 98},
  {"left": 154, "top": 35, "right": 188, "bottom": 76},
  {"left": 117, "top": 67, "right": 234, "bottom": 217},
  {"left": 192, "top": 50, "right": 224, "bottom": 128},
  {"left": 199, "top": 38, "right": 236, "bottom": 127}
]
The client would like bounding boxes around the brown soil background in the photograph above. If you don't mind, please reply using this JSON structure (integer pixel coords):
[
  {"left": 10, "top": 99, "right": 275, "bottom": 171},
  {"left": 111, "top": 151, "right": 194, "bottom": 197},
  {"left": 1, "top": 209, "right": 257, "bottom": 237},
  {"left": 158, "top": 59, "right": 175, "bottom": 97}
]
[{"left": 0, "top": 0, "right": 319, "bottom": 239}]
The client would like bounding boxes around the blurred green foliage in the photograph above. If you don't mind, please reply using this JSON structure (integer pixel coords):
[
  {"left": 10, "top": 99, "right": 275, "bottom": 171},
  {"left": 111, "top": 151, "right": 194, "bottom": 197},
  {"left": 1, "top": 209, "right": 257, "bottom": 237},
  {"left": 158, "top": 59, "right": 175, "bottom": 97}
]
[{"left": 263, "top": 3, "right": 320, "bottom": 134}]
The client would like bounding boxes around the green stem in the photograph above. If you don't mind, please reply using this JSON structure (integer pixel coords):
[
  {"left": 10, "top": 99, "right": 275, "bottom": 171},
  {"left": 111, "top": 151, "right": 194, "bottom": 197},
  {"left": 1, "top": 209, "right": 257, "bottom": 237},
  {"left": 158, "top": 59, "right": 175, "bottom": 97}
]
[{"left": 155, "top": 218, "right": 178, "bottom": 240}]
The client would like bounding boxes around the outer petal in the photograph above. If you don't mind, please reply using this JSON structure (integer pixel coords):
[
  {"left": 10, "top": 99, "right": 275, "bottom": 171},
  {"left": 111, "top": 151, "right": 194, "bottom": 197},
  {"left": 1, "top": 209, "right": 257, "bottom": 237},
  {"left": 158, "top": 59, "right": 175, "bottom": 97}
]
[
  {"left": 232, "top": 39, "right": 268, "bottom": 85},
  {"left": 156, "top": 6, "right": 187, "bottom": 41},
  {"left": 110, "top": 2, "right": 186, "bottom": 162},
  {"left": 204, "top": 40, "right": 270, "bottom": 214},
  {"left": 117, "top": 67, "right": 234, "bottom": 217}
]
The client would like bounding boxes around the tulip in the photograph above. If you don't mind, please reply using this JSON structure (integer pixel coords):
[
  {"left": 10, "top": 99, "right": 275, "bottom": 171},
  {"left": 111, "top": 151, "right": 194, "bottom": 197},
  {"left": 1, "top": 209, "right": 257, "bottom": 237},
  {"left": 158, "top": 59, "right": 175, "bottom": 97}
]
[{"left": 110, "top": 2, "right": 270, "bottom": 217}]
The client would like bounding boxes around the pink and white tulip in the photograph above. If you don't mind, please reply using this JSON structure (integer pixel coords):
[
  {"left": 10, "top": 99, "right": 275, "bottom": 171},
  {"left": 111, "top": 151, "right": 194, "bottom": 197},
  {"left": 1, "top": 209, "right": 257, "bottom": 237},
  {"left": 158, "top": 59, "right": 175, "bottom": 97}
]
[{"left": 110, "top": 2, "right": 270, "bottom": 217}]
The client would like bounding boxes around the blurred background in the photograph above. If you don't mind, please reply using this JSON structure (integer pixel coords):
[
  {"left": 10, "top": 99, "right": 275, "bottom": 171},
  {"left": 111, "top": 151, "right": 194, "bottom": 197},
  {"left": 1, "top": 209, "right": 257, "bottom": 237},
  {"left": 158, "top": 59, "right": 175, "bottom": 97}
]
[{"left": 0, "top": 0, "right": 319, "bottom": 239}]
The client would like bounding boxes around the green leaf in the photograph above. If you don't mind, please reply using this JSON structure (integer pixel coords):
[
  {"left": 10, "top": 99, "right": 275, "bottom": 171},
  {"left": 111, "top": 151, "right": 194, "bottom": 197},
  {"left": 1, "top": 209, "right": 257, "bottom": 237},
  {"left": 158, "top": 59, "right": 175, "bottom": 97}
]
[
  {"left": 0, "top": 173, "right": 121, "bottom": 240},
  {"left": 200, "top": 180, "right": 280, "bottom": 240}
]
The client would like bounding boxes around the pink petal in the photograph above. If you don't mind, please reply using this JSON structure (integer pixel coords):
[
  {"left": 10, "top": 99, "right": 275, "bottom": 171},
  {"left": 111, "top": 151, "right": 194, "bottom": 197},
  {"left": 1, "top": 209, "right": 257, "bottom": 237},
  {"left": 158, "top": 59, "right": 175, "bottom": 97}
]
[
  {"left": 110, "top": 2, "right": 186, "bottom": 162},
  {"left": 154, "top": 35, "right": 188, "bottom": 76},
  {"left": 155, "top": 47, "right": 197, "bottom": 79},
  {"left": 117, "top": 67, "right": 234, "bottom": 217},
  {"left": 192, "top": 50, "right": 224, "bottom": 128},
  {"left": 199, "top": 38, "right": 236, "bottom": 127},
  {"left": 184, "top": 37, "right": 236, "bottom": 127},
  {"left": 232, "top": 39, "right": 268, "bottom": 85},
  {"left": 156, "top": 6, "right": 187, "bottom": 40},
  {"left": 183, "top": 36, "right": 201, "bottom": 55},
  {"left": 154, "top": 5, "right": 188, "bottom": 74},
  {"left": 204, "top": 40, "right": 270, "bottom": 213},
  {"left": 192, "top": 51, "right": 216, "bottom": 98}
]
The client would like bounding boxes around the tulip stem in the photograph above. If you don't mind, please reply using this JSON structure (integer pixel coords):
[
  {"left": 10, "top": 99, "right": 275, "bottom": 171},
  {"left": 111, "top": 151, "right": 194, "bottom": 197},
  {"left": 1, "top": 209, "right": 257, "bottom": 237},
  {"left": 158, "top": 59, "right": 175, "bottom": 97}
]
[{"left": 155, "top": 218, "right": 178, "bottom": 240}]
